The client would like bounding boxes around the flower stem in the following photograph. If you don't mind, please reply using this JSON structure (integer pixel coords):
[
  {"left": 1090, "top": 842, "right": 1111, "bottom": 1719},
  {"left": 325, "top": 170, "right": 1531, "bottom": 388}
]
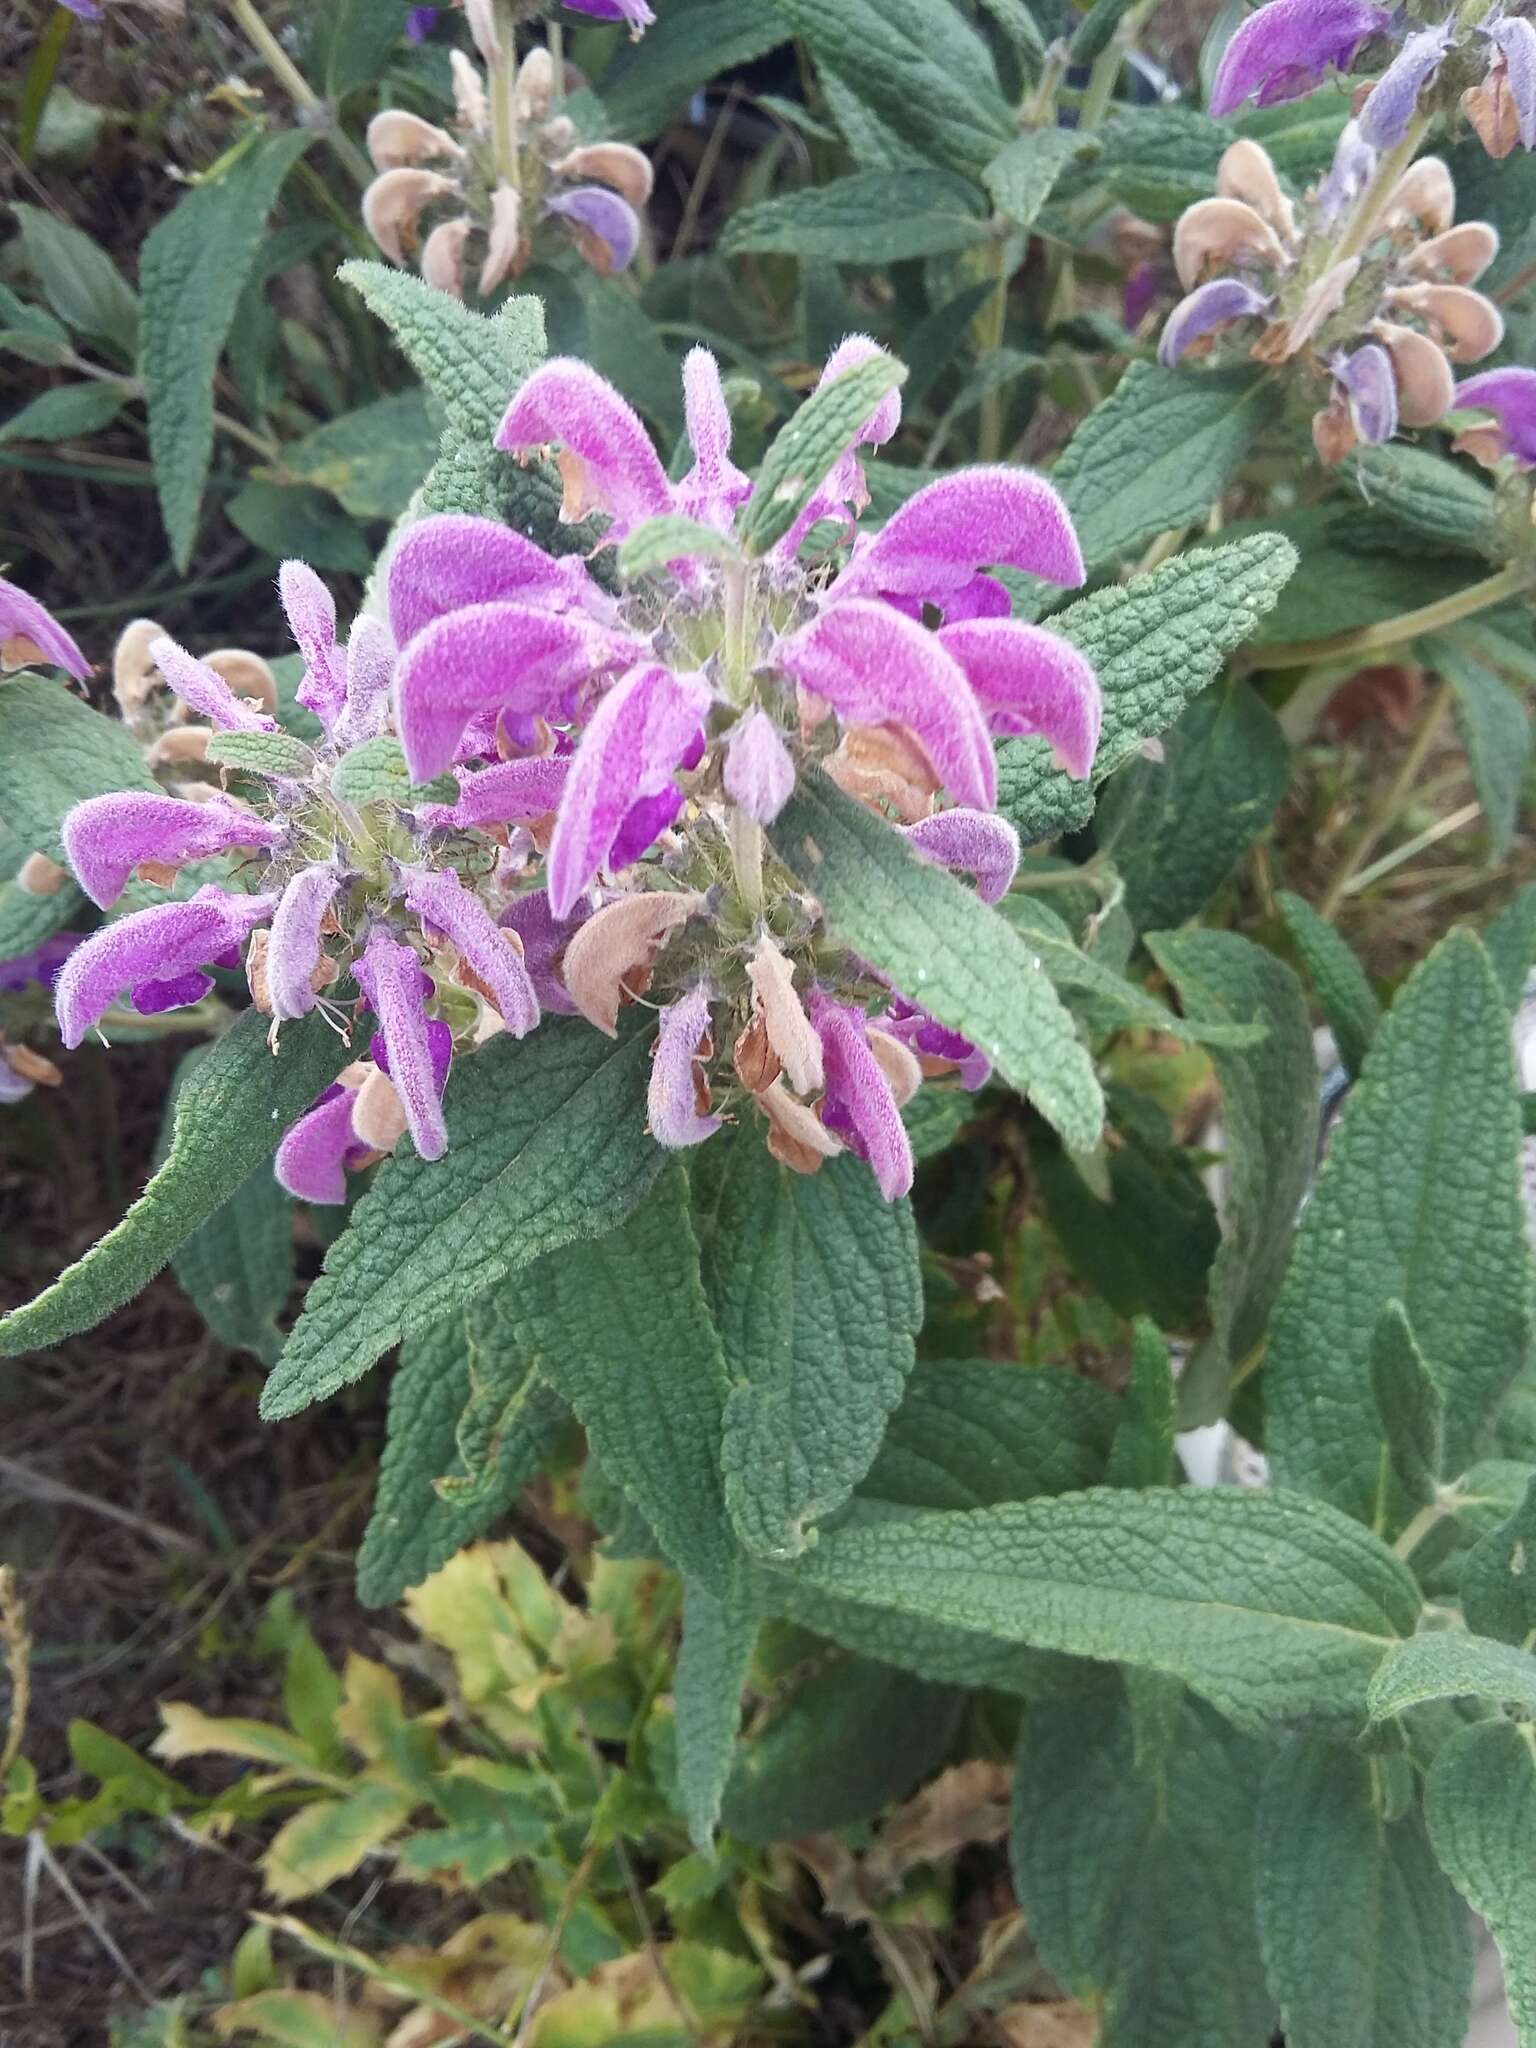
[
  {"left": 728, "top": 806, "right": 765, "bottom": 916},
  {"left": 1330, "top": 111, "right": 1433, "bottom": 268},
  {"left": 229, "top": 0, "right": 372, "bottom": 189},
  {"left": 977, "top": 239, "right": 1012, "bottom": 462},
  {"left": 1319, "top": 680, "right": 1453, "bottom": 918},
  {"left": 1246, "top": 562, "right": 1530, "bottom": 672},
  {"left": 490, "top": 0, "right": 521, "bottom": 186}
]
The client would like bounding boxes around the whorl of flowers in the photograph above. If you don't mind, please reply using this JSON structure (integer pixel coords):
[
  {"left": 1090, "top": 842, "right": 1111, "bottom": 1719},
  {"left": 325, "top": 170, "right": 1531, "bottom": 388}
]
[
  {"left": 1161, "top": 128, "right": 1503, "bottom": 463},
  {"left": 49, "top": 340, "right": 1099, "bottom": 1206},
  {"left": 361, "top": 11, "right": 650, "bottom": 297},
  {"left": 1211, "top": 0, "right": 1536, "bottom": 160}
]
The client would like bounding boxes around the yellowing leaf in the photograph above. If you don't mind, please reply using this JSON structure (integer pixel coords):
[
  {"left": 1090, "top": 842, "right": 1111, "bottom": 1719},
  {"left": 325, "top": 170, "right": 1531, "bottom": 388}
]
[
  {"left": 260, "top": 1779, "right": 416, "bottom": 1903},
  {"left": 154, "top": 1704, "right": 328, "bottom": 1777},
  {"left": 405, "top": 1545, "right": 540, "bottom": 1705},
  {"left": 335, "top": 1655, "right": 408, "bottom": 1764},
  {"left": 213, "top": 1989, "right": 383, "bottom": 2048}
]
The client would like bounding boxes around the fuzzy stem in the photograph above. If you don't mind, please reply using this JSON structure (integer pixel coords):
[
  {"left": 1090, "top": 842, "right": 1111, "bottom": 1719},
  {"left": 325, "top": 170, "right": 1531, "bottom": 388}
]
[
  {"left": 1320, "top": 681, "right": 1453, "bottom": 918},
  {"left": 1330, "top": 111, "right": 1434, "bottom": 268},
  {"left": 977, "top": 239, "right": 1012, "bottom": 462},
  {"left": 1246, "top": 562, "right": 1529, "bottom": 672},
  {"left": 228, "top": 0, "right": 372, "bottom": 188},
  {"left": 490, "top": 0, "right": 521, "bottom": 186},
  {"left": 728, "top": 806, "right": 766, "bottom": 916}
]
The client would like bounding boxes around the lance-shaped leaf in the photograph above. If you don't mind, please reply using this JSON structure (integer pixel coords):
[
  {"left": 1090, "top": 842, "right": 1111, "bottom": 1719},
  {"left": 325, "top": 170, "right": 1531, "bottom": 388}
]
[
  {"left": 768, "top": 771, "right": 1104, "bottom": 1151},
  {"left": 0, "top": 675, "right": 157, "bottom": 864},
  {"left": 171, "top": 1142, "right": 294, "bottom": 1366},
  {"left": 1369, "top": 1301, "right": 1444, "bottom": 1515},
  {"left": 1144, "top": 929, "right": 1317, "bottom": 1426},
  {"left": 1278, "top": 889, "right": 1381, "bottom": 1077},
  {"left": 1425, "top": 633, "right": 1532, "bottom": 864},
  {"left": 1266, "top": 930, "right": 1532, "bottom": 1525},
  {"left": 722, "top": 170, "right": 992, "bottom": 266},
  {"left": 466, "top": 1164, "right": 736, "bottom": 1591},
  {"left": 995, "top": 531, "right": 1297, "bottom": 844},
  {"left": 739, "top": 353, "right": 907, "bottom": 554},
  {"left": 675, "top": 1573, "right": 759, "bottom": 1850},
  {"left": 1256, "top": 1737, "right": 1472, "bottom": 2048},
  {"left": 702, "top": 1139, "right": 922, "bottom": 1560},
  {"left": 140, "top": 131, "right": 312, "bottom": 569},
  {"left": 773, "top": 1486, "right": 1422, "bottom": 1733},
  {"left": 982, "top": 129, "right": 1093, "bottom": 229},
  {"left": 1425, "top": 1720, "right": 1536, "bottom": 2042},
  {"left": 1368, "top": 1629, "right": 1536, "bottom": 1722},
  {"left": 260, "top": 1015, "right": 663, "bottom": 1421},
  {"left": 1106, "top": 1318, "right": 1176, "bottom": 1489},
  {"left": 355, "top": 1314, "right": 566, "bottom": 1609},
  {"left": 0, "top": 1010, "right": 352, "bottom": 1357},
  {"left": 1010, "top": 1676, "right": 1273, "bottom": 2048},
  {"left": 616, "top": 514, "right": 733, "bottom": 579},
  {"left": 1461, "top": 1471, "right": 1536, "bottom": 1645}
]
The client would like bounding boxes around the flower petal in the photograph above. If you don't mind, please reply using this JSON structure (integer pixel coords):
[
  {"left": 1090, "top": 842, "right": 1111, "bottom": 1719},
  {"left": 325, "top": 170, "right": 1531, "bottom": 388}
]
[
  {"left": 723, "top": 709, "right": 796, "bottom": 824},
  {"left": 399, "top": 862, "right": 540, "bottom": 1036},
  {"left": 1172, "top": 196, "right": 1287, "bottom": 289},
  {"left": 900, "top": 809, "right": 1021, "bottom": 905},
  {"left": 846, "top": 466, "right": 1085, "bottom": 601},
  {"left": 1453, "top": 366, "right": 1536, "bottom": 464},
  {"left": 747, "top": 936, "right": 823, "bottom": 1096},
  {"left": 335, "top": 614, "right": 396, "bottom": 750},
  {"left": 1158, "top": 278, "right": 1272, "bottom": 366},
  {"left": 1209, "top": 0, "right": 1388, "bottom": 116},
  {"left": 677, "top": 346, "right": 752, "bottom": 533},
  {"left": 500, "top": 889, "right": 584, "bottom": 1014},
  {"left": 546, "top": 663, "right": 711, "bottom": 917},
  {"left": 424, "top": 755, "right": 571, "bottom": 830},
  {"left": 388, "top": 513, "right": 587, "bottom": 647},
  {"left": 275, "top": 1079, "right": 369, "bottom": 1204},
  {"left": 1314, "top": 118, "right": 1379, "bottom": 227},
  {"left": 562, "top": 0, "right": 655, "bottom": 30},
  {"left": 0, "top": 574, "right": 90, "bottom": 681},
  {"left": 648, "top": 986, "right": 721, "bottom": 1147},
  {"left": 279, "top": 561, "right": 347, "bottom": 734},
  {"left": 810, "top": 994, "right": 913, "bottom": 1201},
  {"left": 268, "top": 864, "right": 345, "bottom": 1023},
  {"left": 61, "top": 791, "right": 285, "bottom": 909},
  {"left": 546, "top": 186, "right": 641, "bottom": 275},
  {"left": 495, "top": 358, "right": 673, "bottom": 536},
  {"left": 561, "top": 889, "right": 704, "bottom": 1033},
  {"left": 553, "top": 143, "right": 654, "bottom": 208},
  {"left": 1358, "top": 22, "right": 1455, "bottom": 150},
  {"left": 148, "top": 633, "right": 276, "bottom": 732},
  {"left": 939, "top": 618, "right": 1102, "bottom": 781},
  {"left": 356, "top": 928, "right": 449, "bottom": 1161},
  {"left": 1374, "top": 320, "right": 1455, "bottom": 426},
  {"left": 1332, "top": 341, "right": 1399, "bottom": 444},
  {"left": 395, "top": 602, "right": 621, "bottom": 784},
  {"left": 54, "top": 887, "right": 275, "bottom": 1047},
  {"left": 780, "top": 600, "right": 996, "bottom": 810},
  {"left": 1483, "top": 16, "right": 1536, "bottom": 150}
]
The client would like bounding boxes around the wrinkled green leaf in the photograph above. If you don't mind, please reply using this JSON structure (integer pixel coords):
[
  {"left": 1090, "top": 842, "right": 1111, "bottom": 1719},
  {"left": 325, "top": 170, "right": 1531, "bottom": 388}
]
[
  {"left": 617, "top": 514, "right": 733, "bottom": 579},
  {"left": 1106, "top": 1319, "right": 1176, "bottom": 1489},
  {"left": 722, "top": 171, "right": 992, "bottom": 265},
  {"left": 1368, "top": 1629, "right": 1536, "bottom": 1721},
  {"left": 740, "top": 354, "right": 908, "bottom": 554},
  {"left": 599, "top": 0, "right": 789, "bottom": 137},
  {"left": 275, "top": 390, "right": 440, "bottom": 521},
  {"left": 1369, "top": 1301, "right": 1444, "bottom": 1515},
  {"left": 982, "top": 129, "right": 1093, "bottom": 228},
  {"left": 1277, "top": 889, "right": 1381, "bottom": 1077},
  {"left": 1425, "top": 1719, "right": 1536, "bottom": 2043},
  {"left": 0, "top": 675, "right": 156, "bottom": 862},
  {"left": 1461, "top": 1472, "right": 1536, "bottom": 1645},
  {"left": 675, "top": 1574, "right": 759, "bottom": 1850},
  {"left": 0, "top": 379, "right": 127, "bottom": 446},
  {"left": 12, "top": 203, "right": 138, "bottom": 353},
  {"left": 1425, "top": 634, "right": 1531, "bottom": 863}
]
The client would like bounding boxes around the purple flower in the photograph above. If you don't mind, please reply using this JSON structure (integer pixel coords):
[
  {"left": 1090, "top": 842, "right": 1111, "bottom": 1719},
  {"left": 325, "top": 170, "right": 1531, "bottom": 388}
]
[
  {"left": 276, "top": 1077, "right": 374, "bottom": 1205},
  {"left": 59, "top": 0, "right": 104, "bottom": 16},
  {"left": 355, "top": 930, "right": 451, "bottom": 1162},
  {"left": 723, "top": 709, "right": 795, "bottom": 825},
  {"left": 563, "top": 0, "right": 655, "bottom": 32},
  {"left": 54, "top": 887, "right": 276, "bottom": 1046},
  {"left": 1158, "top": 278, "right": 1273, "bottom": 366},
  {"left": 810, "top": 994, "right": 914, "bottom": 1200},
  {"left": 544, "top": 187, "right": 642, "bottom": 274},
  {"left": 648, "top": 985, "right": 721, "bottom": 1146},
  {"left": 0, "top": 931, "right": 82, "bottom": 995},
  {"left": 61, "top": 791, "right": 285, "bottom": 909},
  {"left": 900, "top": 809, "right": 1021, "bottom": 906},
  {"left": 1332, "top": 341, "right": 1399, "bottom": 444},
  {"left": 1453, "top": 368, "right": 1536, "bottom": 466},
  {"left": 0, "top": 574, "right": 90, "bottom": 682},
  {"left": 405, "top": 6, "right": 438, "bottom": 40},
  {"left": 1210, "top": 0, "right": 1389, "bottom": 116},
  {"left": 1358, "top": 22, "right": 1455, "bottom": 151}
]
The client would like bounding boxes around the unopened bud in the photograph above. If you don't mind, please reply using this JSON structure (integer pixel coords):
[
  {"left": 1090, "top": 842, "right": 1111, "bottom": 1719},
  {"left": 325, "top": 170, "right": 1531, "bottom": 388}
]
[
  {"left": 112, "top": 617, "right": 166, "bottom": 718},
  {"left": 760, "top": 1078, "right": 842, "bottom": 1174},
  {"left": 479, "top": 184, "right": 526, "bottom": 296},
  {"left": 464, "top": 0, "right": 500, "bottom": 66},
  {"left": 516, "top": 46, "right": 555, "bottom": 122},
  {"left": 867, "top": 1027, "right": 922, "bottom": 1108},
  {"left": 450, "top": 49, "right": 490, "bottom": 134},
  {"left": 147, "top": 724, "right": 215, "bottom": 767}
]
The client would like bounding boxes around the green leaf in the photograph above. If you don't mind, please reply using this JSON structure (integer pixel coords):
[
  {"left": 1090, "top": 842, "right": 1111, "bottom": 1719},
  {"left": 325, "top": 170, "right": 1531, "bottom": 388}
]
[
  {"left": 11, "top": 203, "right": 138, "bottom": 353},
  {"left": 721, "top": 1647, "right": 962, "bottom": 1843},
  {"left": 274, "top": 390, "right": 441, "bottom": 522},
  {"left": 768, "top": 771, "right": 1104, "bottom": 1150},
  {"left": 740, "top": 354, "right": 909, "bottom": 555},
  {"left": 598, "top": 0, "right": 790, "bottom": 137},
  {"left": 1459, "top": 1472, "right": 1536, "bottom": 1645},
  {"left": 1369, "top": 1301, "right": 1444, "bottom": 1514},
  {"left": 261, "top": 1779, "right": 416, "bottom": 1903},
  {"left": 260, "top": 1015, "right": 665, "bottom": 1423},
  {"left": 0, "top": 870, "right": 83, "bottom": 958},
  {"left": 675, "top": 1575, "right": 759, "bottom": 1850},
  {"left": 0, "top": 379, "right": 127, "bottom": 446},
  {"left": 1424, "top": 1719, "right": 1536, "bottom": 2043},
  {"left": 721, "top": 170, "right": 992, "bottom": 265},
  {"left": 766, "top": 0, "right": 1013, "bottom": 178},
  {"left": 0, "top": 1009, "right": 353, "bottom": 1357},
  {"left": 1484, "top": 882, "right": 1536, "bottom": 1009},
  {"left": 981, "top": 129, "right": 1093, "bottom": 228},
  {"left": 994, "top": 531, "right": 1298, "bottom": 845},
  {"left": 225, "top": 480, "right": 374, "bottom": 576},
  {"left": 1266, "top": 930, "right": 1532, "bottom": 1526},
  {"left": 1096, "top": 681, "right": 1289, "bottom": 929},
  {"left": 1069, "top": 0, "right": 1141, "bottom": 61},
  {"left": 1010, "top": 1677, "right": 1273, "bottom": 2048},
  {"left": 1053, "top": 365, "right": 1282, "bottom": 570},
  {"left": 1055, "top": 104, "right": 1224, "bottom": 221},
  {"left": 338, "top": 263, "right": 569, "bottom": 544},
  {"left": 310, "top": 0, "right": 405, "bottom": 97},
  {"left": 617, "top": 514, "right": 733, "bottom": 580},
  {"left": 140, "top": 131, "right": 312, "bottom": 569},
  {"left": 1147, "top": 929, "right": 1317, "bottom": 1426},
  {"left": 469, "top": 1165, "right": 736, "bottom": 1591},
  {"left": 1106, "top": 1319, "right": 1176, "bottom": 1489},
  {"left": 1277, "top": 889, "right": 1381, "bottom": 1078},
  {"left": 1256, "top": 1737, "right": 1472, "bottom": 2048},
  {"left": 0, "top": 675, "right": 156, "bottom": 862},
  {"left": 1347, "top": 443, "right": 1498, "bottom": 555},
  {"left": 171, "top": 1133, "right": 294, "bottom": 1366},
  {"left": 0, "top": 280, "right": 71, "bottom": 366},
  {"left": 1368, "top": 1629, "right": 1536, "bottom": 1720},
  {"left": 1424, "top": 634, "right": 1531, "bottom": 863},
  {"left": 329, "top": 734, "right": 454, "bottom": 806},
  {"left": 202, "top": 1990, "right": 381, "bottom": 2048},
  {"left": 204, "top": 730, "right": 315, "bottom": 780},
  {"left": 701, "top": 1140, "right": 922, "bottom": 1561},
  {"left": 777, "top": 1485, "right": 1421, "bottom": 1733},
  {"left": 355, "top": 1315, "right": 565, "bottom": 1608}
]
